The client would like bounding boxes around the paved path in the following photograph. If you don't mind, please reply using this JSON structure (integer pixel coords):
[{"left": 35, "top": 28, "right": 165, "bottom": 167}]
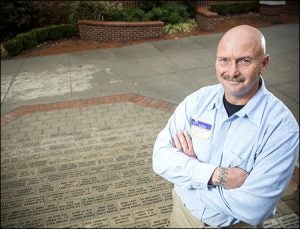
[
  {"left": 1, "top": 24, "right": 299, "bottom": 121},
  {"left": 1, "top": 98, "right": 174, "bottom": 228},
  {"left": 1, "top": 23, "right": 299, "bottom": 228}
]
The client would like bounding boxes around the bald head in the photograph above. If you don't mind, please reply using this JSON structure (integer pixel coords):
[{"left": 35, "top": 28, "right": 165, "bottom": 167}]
[
  {"left": 215, "top": 25, "right": 270, "bottom": 104},
  {"left": 217, "top": 25, "right": 266, "bottom": 57}
]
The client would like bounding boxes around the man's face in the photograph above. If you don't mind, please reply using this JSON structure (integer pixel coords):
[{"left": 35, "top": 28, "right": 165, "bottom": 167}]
[{"left": 215, "top": 36, "right": 269, "bottom": 104}]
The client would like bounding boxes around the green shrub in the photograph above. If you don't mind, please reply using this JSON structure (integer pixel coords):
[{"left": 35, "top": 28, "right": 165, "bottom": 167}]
[
  {"left": 60, "top": 24, "right": 77, "bottom": 37},
  {"left": 16, "top": 32, "right": 38, "bottom": 50},
  {"left": 101, "top": 1, "right": 124, "bottom": 21},
  {"left": 211, "top": 1, "right": 259, "bottom": 16},
  {"left": 163, "top": 3, "right": 189, "bottom": 24},
  {"left": 153, "top": 3, "right": 189, "bottom": 24},
  {"left": 164, "top": 19, "right": 197, "bottom": 34},
  {"left": 3, "top": 38, "right": 23, "bottom": 57},
  {"left": 69, "top": 1, "right": 123, "bottom": 23},
  {"left": 47, "top": 25, "right": 63, "bottom": 40},
  {"left": 68, "top": 1, "right": 190, "bottom": 24},
  {"left": 138, "top": 0, "right": 163, "bottom": 11},
  {"left": 167, "top": 12, "right": 183, "bottom": 24},
  {"left": 3, "top": 24, "right": 77, "bottom": 57},
  {"left": 122, "top": 8, "right": 147, "bottom": 21},
  {"left": 149, "top": 7, "right": 166, "bottom": 21},
  {"left": 0, "top": 1, "right": 70, "bottom": 42},
  {"left": 32, "top": 28, "right": 49, "bottom": 43},
  {"left": 69, "top": 1, "right": 98, "bottom": 22}
]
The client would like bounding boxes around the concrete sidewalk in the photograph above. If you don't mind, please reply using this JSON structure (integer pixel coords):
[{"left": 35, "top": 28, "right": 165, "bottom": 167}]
[
  {"left": 1, "top": 23, "right": 299, "bottom": 121},
  {"left": 1, "top": 23, "right": 299, "bottom": 228}
]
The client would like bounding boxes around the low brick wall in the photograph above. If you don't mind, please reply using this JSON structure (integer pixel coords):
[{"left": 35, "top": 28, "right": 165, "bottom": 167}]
[
  {"left": 259, "top": 4, "right": 284, "bottom": 23},
  {"left": 78, "top": 20, "right": 164, "bottom": 42},
  {"left": 196, "top": 14, "right": 218, "bottom": 31},
  {"left": 196, "top": 11, "right": 261, "bottom": 31},
  {"left": 195, "top": 6, "right": 218, "bottom": 31}
]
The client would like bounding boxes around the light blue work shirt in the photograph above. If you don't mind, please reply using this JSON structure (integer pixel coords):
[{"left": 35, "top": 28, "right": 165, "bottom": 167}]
[{"left": 153, "top": 77, "right": 299, "bottom": 227}]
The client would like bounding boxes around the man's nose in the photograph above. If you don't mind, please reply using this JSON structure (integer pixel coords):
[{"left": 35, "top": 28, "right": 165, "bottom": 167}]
[{"left": 227, "top": 62, "right": 240, "bottom": 77}]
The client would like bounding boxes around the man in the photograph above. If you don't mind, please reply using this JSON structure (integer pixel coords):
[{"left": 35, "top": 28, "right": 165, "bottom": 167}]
[{"left": 152, "top": 25, "right": 299, "bottom": 228}]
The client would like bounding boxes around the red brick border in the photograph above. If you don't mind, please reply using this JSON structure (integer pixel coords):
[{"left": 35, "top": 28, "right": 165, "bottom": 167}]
[{"left": 0, "top": 93, "right": 177, "bottom": 126}]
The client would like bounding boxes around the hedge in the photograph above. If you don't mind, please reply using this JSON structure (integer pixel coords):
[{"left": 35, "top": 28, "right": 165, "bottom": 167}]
[
  {"left": 3, "top": 24, "right": 77, "bottom": 57},
  {"left": 211, "top": 1, "right": 259, "bottom": 16}
]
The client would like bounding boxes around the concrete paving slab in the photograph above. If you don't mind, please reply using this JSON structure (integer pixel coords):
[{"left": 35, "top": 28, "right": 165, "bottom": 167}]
[
  {"left": 163, "top": 48, "right": 215, "bottom": 70},
  {"left": 18, "top": 54, "right": 69, "bottom": 73},
  {"left": 110, "top": 43, "right": 163, "bottom": 60},
  {"left": 99, "top": 59, "right": 141, "bottom": 80},
  {"left": 152, "top": 37, "right": 203, "bottom": 54},
  {"left": 95, "top": 61, "right": 133, "bottom": 82},
  {"left": 114, "top": 56, "right": 182, "bottom": 79},
  {"left": 184, "top": 66, "right": 219, "bottom": 87},
  {"left": 97, "top": 81, "right": 138, "bottom": 98},
  {"left": 268, "top": 87, "right": 299, "bottom": 122},
  {"left": 68, "top": 49, "right": 117, "bottom": 65},
  {"left": 70, "top": 63, "right": 103, "bottom": 84},
  {"left": 4, "top": 71, "right": 71, "bottom": 102},
  {"left": 267, "top": 39, "right": 299, "bottom": 56},
  {"left": 189, "top": 33, "right": 222, "bottom": 50},
  {"left": 279, "top": 51, "right": 299, "bottom": 66},
  {"left": 264, "top": 56, "right": 298, "bottom": 86},
  {"left": 0, "top": 59, "right": 23, "bottom": 75},
  {"left": 272, "top": 81, "right": 299, "bottom": 102},
  {"left": 70, "top": 83, "right": 102, "bottom": 99},
  {"left": 261, "top": 24, "right": 299, "bottom": 39},
  {"left": 1, "top": 74, "right": 14, "bottom": 103},
  {"left": 135, "top": 72, "right": 200, "bottom": 104}
]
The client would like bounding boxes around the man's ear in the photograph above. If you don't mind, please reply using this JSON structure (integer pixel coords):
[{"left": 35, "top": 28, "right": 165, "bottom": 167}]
[{"left": 260, "top": 54, "right": 270, "bottom": 75}]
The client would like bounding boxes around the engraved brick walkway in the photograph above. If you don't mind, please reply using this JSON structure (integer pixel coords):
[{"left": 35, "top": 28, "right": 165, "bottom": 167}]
[{"left": 1, "top": 94, "right": 299, "bottom": 228}]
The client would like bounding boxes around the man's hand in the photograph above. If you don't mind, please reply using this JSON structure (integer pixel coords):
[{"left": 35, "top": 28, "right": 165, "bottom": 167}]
[
  {"left": 210, "top": 167, "right": 249, "bottom": 189},
  {"left": 172, "top": 130, "right": 196, "bottom": 158}
]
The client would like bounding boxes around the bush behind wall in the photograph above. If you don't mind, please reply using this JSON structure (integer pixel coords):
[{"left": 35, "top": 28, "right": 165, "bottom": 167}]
[
  {"left": 3, "top": 24, "right": 77, "bottom": 57},
  {"left": 0, "top": 1, "right": 70, "bottom": 42}
]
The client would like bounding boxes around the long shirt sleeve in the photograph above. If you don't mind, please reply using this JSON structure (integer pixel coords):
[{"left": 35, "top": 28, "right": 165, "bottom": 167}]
[{"left": 153, "top": 94, "right": 217, "bottom": 189}]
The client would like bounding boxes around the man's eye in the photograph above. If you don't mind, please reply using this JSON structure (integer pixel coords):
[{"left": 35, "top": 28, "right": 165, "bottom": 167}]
[
  {"left": 219, "top": 58, "right": 229, "bottom": 64},
  {"left": 239, "top": 59, "right": 252, "bottom": 66}
]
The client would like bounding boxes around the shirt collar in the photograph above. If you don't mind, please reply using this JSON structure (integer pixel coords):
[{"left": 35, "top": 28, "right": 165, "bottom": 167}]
[
  {"left": 240, "top": 77, "right": 269, "bottom": 126},
  {"left": 210, "top": 84, "right": 224, "bottom": 111}
]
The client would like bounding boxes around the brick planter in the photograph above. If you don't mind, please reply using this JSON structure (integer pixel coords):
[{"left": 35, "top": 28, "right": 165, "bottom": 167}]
[
  {"left": 197, "top": 12, "right": 262, "bottom": 31},
  {"left": 196, "top": 13, "right": 218, "bottom": 31},
  {"left": 78, "top": 20, "right": 164, "bottom": 42},
  {"left": 195, "top": 6, "right": 218, "bottom": 31},
  {"left": 196, "top": 5, "right": 264, "bottom": 32},
  {"left": 259, "top": 4, "right": 284, "bottom": 23}
]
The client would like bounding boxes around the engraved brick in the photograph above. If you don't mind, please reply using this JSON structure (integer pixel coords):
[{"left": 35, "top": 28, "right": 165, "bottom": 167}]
[
  {"left": 6, "top": 101, "right": 296, "bottom": 229},
  {"left": 84, "top": 217, "right": 109, "bottom": 228},
  {"left": 134, "top": 208, "right": 157, "bottom": 221},
  {"left": 110, "top": 212, "right": 135, "bottom": 227}
]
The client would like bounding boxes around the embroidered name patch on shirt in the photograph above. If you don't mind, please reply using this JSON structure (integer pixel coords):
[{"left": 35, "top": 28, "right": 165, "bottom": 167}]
[{"left": 191, "top": 118, "right": 212, "bottom": 140}]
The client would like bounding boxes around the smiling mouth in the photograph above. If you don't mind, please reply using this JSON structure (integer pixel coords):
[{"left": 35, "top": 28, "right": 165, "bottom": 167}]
[{"left": 223, "top": 76, "right": 245, "bottom": 83}]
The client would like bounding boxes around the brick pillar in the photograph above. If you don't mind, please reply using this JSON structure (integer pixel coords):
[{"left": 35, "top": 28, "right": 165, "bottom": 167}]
[
  {"left": 259, "top": 1, "right": 286, "bottom": 23},
  {"left": 195, "top": 6, "right": 219, "bottom": 31},
  {"left": 196, "top": 14, "right": 218, "bottom": 31}
]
